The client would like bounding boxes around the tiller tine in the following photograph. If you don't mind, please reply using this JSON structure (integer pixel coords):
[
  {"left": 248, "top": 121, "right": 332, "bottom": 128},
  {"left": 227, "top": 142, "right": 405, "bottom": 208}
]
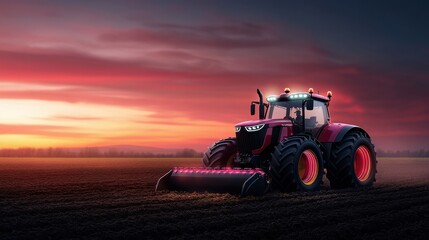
[{"left": 155, "top": 167, "right": 269, "bottom": 196}]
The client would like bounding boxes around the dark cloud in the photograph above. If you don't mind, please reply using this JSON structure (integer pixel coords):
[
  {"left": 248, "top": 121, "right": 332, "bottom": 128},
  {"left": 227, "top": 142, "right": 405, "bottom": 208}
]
[{"left": 99, "top": 22, "right": 283, "bottom": 50}]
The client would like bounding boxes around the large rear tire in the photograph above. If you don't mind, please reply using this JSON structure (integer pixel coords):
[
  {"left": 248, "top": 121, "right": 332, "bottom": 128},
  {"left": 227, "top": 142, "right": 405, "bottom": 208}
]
[
  {"left": 327, "top": 131, "right": 377, "bottom": 189},
  {"left": 202, "top": 138, "right": 237, "bottom": 167},
  {"left": 270, "top": 135, "right": 324, "bottom": 192}
]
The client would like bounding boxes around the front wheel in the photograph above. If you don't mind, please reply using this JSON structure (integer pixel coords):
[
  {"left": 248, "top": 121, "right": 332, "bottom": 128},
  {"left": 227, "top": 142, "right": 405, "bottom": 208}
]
[
  {"left": 270, "top": 135, "right": 324, "bottom": 192},
  {"left": 202, "top": 138, "right": 237, "bottom": 167},
  {"left": 327, "top": 131, "right": 377, "bottom": 189}
]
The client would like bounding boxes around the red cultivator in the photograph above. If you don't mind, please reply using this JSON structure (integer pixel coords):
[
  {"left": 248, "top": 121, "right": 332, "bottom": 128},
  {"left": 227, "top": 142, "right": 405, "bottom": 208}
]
[{"left": 156, "top": 88, "right": 377, "bottom": 196}]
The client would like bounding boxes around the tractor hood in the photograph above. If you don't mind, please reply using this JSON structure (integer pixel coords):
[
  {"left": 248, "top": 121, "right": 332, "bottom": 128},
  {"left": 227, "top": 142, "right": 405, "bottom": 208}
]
[{"left": 235, "top": 119, "right": 292, "bottom": 128}]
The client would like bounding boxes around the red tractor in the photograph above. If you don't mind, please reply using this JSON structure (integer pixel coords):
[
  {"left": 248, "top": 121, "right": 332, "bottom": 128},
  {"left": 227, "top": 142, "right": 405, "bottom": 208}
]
[{"left": 156, "top": 88, "right": 377, "bottom": 196}]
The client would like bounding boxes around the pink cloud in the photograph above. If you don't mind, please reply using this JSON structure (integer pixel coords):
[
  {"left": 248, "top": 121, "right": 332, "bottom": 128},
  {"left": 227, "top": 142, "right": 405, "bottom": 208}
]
[
  {"left": 0, "top": 124, "right": 91, "bottom": 138},
  {"left": 49, "top": 115, "right": 103, "bottom": 121},
  {"left": 0, "top": 1, "right": 63, "bottom": 17},
  {"left": 99, "top": 22, "right": 284, "bottom": 50},
  {"left": 0, "top": 7, "right": 427, "bottom": 151}
]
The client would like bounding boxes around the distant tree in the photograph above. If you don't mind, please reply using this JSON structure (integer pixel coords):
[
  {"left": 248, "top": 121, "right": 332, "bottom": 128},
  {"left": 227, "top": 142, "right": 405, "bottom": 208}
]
[{"left": 175, "top": 148, "right": 203, "bottom": 158}]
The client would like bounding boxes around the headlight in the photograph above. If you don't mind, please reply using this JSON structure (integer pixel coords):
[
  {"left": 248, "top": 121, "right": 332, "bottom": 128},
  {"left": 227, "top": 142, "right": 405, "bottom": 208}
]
[
  {"left": 266, "top": 96, "right": 277, "bottom": 102},
  {"left": 245, "top": 124, "right": 265, "bottom": 132},
  {"left": 235, "top": 126, "right": 241, "bottom": 132}
]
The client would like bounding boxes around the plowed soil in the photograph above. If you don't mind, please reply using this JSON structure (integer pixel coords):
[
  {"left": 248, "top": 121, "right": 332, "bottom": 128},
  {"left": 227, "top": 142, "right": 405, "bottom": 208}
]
[{"left": 1, "top": 158, "right": 428, "bottom": 240}]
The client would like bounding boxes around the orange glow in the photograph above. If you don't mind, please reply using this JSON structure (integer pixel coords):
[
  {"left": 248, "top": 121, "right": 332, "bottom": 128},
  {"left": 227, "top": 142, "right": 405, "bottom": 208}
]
[
  {"left": 0, "top": 84, "right": 233, "bottom": 150},
  {"left": 0, "top": 84, "right": 233, "bottom": 148}
]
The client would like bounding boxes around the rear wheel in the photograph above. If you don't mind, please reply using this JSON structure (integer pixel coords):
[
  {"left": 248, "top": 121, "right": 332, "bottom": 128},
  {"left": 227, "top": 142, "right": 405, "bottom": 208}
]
[
  {"left": 327, "top": 131, "right": 377, "bottom": 188},
  {"left": 270, "top": 135, "right": 324, "bottom": 192},
  {"left": 202, "top": 138, "right": 237, "bottom": 167}
]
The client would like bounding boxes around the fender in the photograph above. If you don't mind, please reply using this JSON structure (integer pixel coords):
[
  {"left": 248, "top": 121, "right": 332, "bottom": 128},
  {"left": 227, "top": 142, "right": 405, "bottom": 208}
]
[{"left": 318, "top": 123, "right": 369, "bottom": 143}]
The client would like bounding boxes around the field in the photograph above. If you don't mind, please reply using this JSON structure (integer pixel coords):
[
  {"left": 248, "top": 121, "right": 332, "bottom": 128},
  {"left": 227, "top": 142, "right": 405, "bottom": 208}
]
[{"left": 1, "top": 157, "right": 428, "bottom": 240}]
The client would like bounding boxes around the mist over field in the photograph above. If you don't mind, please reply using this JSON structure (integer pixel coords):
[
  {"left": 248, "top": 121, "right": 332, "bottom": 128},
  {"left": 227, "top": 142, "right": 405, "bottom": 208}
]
[{"left": 1, "top": 158, "right": 428, "bottom": 239}]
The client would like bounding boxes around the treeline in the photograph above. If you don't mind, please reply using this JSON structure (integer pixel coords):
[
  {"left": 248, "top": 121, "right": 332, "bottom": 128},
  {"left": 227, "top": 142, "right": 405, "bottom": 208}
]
[
  {"left": 377, "top": 149, "right": 429, "bottom": 157},
  {"left": 0, "top": 147, "right": 428, "bottom": 158},
  {"left": 0, "top": 147, "right": 203, "bottom": 158}
]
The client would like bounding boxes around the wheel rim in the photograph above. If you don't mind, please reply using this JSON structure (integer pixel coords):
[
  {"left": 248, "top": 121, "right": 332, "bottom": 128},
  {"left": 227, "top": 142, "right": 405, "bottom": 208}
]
[
  {"left": 298, "top": 149, "right": 319, "bottom": 185},
  {"left": 354, "top": 145, "right": 372, "bottom": 182}
]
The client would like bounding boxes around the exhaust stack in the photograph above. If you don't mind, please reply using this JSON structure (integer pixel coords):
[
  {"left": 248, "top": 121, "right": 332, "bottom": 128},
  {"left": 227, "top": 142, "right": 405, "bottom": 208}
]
[{"left": 257, "top": 89, "right": 264, "bottom": 120}]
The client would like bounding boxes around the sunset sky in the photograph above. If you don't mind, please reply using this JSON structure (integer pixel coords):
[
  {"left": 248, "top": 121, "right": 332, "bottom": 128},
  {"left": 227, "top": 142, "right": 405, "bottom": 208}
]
[{"left": 0, "top": 0, "right": 428, "bottom": 151}]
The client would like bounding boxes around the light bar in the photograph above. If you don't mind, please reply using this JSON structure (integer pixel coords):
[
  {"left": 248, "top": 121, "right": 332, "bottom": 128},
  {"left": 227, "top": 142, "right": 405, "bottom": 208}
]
[
  {"left": 266, "top": 96, "right": 277, "bottom": 102},
  {"left": 289, "top": 93, "right": 309, "bottom": 99},
  {"left": 245, "top": 124, "right": 265, "bottom": 132},
  {"left": 172, "top": 167, "right": 266, "bottom": 176}
]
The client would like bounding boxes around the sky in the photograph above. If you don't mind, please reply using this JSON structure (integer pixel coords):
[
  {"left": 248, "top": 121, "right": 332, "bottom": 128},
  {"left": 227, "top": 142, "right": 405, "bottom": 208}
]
[{"left": 0, "top": 0, "right": 428, "bottom": 151}]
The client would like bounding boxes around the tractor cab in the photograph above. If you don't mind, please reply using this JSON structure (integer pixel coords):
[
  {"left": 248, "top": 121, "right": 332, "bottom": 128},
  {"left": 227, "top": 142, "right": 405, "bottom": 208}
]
[
  {"left": 250, "top": 88, "right": 332, "bottom": 137},
  {"left": 265, "top": 89, "right": 331, "bottom": 135}
]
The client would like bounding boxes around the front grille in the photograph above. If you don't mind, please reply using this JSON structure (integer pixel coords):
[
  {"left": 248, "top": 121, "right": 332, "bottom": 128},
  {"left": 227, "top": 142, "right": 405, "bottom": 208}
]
[{"left": 236, "top": 126, "right": 268, "bottom": 153}]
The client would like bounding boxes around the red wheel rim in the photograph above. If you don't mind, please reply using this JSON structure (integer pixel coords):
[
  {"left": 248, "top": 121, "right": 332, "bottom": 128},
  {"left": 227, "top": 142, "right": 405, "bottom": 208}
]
[
  {"left": 298, "top": 149, "right": 319, "bottom": 185},
  {"left": 354, "top": 145, "right": 372, "bottom": 182}
]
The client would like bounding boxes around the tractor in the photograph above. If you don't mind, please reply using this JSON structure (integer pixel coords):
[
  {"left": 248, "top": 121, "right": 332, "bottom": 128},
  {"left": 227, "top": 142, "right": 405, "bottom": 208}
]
[{"left": 156, "top": 88, "right": 377, "bottom": 196}]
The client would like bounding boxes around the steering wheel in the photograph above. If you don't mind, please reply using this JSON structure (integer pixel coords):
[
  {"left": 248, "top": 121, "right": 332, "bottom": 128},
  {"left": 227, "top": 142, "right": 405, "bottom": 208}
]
[{"left": 284, "top": 116, "right": 294, "bottom": 123}]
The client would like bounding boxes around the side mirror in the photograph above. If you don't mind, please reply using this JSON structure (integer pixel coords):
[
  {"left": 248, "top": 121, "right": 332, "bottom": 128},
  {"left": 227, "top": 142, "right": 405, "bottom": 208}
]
[
  {"left": 306, "top": 100, "right": 314, "bottom": 110},
  {"left": 250, "top": 103, "right": 256, "bottom": 115}
]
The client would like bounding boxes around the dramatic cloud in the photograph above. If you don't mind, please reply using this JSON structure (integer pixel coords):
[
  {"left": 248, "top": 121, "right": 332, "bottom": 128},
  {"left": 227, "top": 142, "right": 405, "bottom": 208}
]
[
  {"left": 99, "top": 22, "right": 283, "bottom": 50},
  {"left": 0, "top": 0, "right": 428, "bottom": 151}
]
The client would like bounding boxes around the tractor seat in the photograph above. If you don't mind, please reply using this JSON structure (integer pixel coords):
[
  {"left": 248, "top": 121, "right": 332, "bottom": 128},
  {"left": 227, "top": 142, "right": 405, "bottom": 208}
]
[{"left": 305, "top": 116, "right": 317, "bottom": 129}]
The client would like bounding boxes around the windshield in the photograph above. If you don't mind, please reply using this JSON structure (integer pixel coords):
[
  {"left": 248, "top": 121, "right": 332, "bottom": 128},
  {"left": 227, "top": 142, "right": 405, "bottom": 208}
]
[{"left": 268, "top": 100, "right": 329, "bottom": 128}]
